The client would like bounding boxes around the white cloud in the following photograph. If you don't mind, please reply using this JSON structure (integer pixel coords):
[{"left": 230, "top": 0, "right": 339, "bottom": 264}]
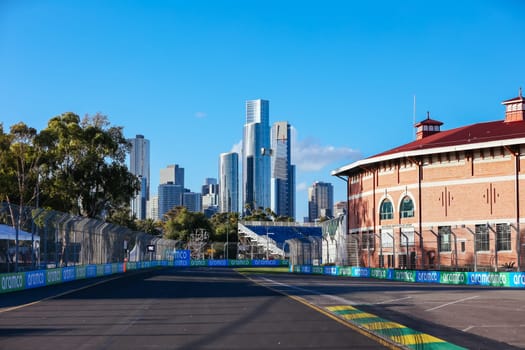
[
  {"left": 296, "top": 181, "right": 308, "bottom": 192},
  {"left": 194, "top": 112, "right": 207, "bottom": 119},
  {"left": 293, "top": 137, "right": 361, "bottom": 172}
]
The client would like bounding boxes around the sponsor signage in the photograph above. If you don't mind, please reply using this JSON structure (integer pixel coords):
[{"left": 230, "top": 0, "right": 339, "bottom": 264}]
[
  {"left": 394, "top": 270, "right": 416, "bottom": 283},
  {"left": 174, "top": 249, "right": 191, "bottom": 267},
  {"left": 62, "top": 266, "right": 76, "bottom": 282},
  {"left": 190, "top": 259, "right": 207, "bottom": 267},
  {"left": 370, "top": 268, "right": 392, "bottom": 280},
  {"left": 416, "top": 270, "right": 441, "bottom": 284},
  {"left": 440, "top": 271, "right": 466, "bottom": 285},
  {"left": 208, "top": 259, "right": 228, "bottom": 267},
  {"left": 467, "top": 272, "right": 509, "bottom": 287},
  {"left": 509, "top": 272, "right": 525, "bottom": 288},
  {"left": 1, "top": 272, "right": 25, "bottom": 293},
  {"left": 352, "top": 267, "right": 371, "bottom": 278},
  {"left": 46, "top": 268, "right": 62, "bottom": 285},
  {"left": 26, "top": 270, "right": 46, "bottom": 289},
  {"left": 229, "top": 259, "right": 251, "bottom": 266}
]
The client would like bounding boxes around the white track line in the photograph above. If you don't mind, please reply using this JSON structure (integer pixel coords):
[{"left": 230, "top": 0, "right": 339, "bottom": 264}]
[
  {"left": 425, "top": 295, "right": 479, "bottom": 312},
  {"left": 259, "top": 276, "right": 359, "bottom": 305},
  {"left": 374, "top": 296, "right": 412, "bottom": 305}
]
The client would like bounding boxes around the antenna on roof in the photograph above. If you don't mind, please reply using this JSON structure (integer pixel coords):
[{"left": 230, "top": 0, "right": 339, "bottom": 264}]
[
  {"left": 427, "top": 111, "right": 430, "bottom": 119},
  {"left": 520, "top": 87, "right": 523, "bottom": 98}
]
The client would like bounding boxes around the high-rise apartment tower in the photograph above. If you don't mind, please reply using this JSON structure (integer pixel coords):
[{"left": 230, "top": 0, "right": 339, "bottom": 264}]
[
  {"left": 308, "top": 181, "right": 334, "bottom": 222},
  {"left": 242, "top": 99, "right": 271, "bottom": 213},
  {"left": 271, "top": 121, "right": 295, "bottom": 219},
  {"left": 219, "top": 152, "right": 239, "bottom": 213},
  {"left": 128, "top": 134, "right": 150, "bottom": 220}
]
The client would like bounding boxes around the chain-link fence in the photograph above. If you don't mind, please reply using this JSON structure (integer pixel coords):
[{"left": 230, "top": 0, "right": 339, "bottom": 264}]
[{"left": 0, "top": 202, "right": 179, "bottom": 273}]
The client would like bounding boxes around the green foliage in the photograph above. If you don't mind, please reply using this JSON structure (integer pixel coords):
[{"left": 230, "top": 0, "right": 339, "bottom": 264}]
[
  {"left": 163, "top": 206, "right": 213, "bottom": 241},
  {"left": 210, "top": 212, "right": 239, "bottom": 242},
  {"left": 0, "top": 113, "right": 140, "bottom": 221},
  {"left": 38, "top": 112, "right": 140, "bottom": 218},
  {"left": 136, "top": 218, "right": 162, "bottom": 236}
]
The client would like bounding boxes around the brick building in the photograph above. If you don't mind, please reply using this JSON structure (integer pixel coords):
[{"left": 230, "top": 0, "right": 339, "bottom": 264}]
[{"left": 332, "top": 90, "right": 525, "bottom": 271}]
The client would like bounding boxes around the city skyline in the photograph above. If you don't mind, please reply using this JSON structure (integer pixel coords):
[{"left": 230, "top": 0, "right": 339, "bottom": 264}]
[{"left": 2, "top": 1, "right": 524, "bottom": 221}]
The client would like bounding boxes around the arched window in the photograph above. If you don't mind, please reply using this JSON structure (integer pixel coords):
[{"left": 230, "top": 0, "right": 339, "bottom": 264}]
[
  {"left": 400, "top": 196, "right": 414, "bottom": 218},
  {"left": 380, "top": 199, "right": 393, "bottom": 220}
]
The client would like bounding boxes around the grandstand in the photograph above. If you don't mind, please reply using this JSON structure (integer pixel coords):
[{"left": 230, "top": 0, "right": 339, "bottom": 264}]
[{"left": 238, "top": 221, "right": 322, "bottom": 263}]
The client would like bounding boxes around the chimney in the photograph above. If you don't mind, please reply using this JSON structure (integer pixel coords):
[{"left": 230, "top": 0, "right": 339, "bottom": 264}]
[
  {"left": 414, "top": 111, "right": 443, "bottom": 140},
  {"left": 502, "top": 88, "right": 525, "bottom": 123}
]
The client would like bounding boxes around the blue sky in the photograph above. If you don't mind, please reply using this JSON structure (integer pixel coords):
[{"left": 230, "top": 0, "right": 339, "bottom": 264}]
[{"left": 1, "top": 0, "right": 524, "bottom": 221}]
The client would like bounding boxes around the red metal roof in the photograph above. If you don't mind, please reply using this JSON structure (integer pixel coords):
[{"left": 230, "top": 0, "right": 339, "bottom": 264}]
[{"left": 372, "top": 119, "right": 525, "bottom": 158}]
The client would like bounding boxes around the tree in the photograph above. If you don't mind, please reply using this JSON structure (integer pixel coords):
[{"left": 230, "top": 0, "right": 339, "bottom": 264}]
[
  {"left": 163, "top": 206, "right": 213, "bottom": 241},
  {"left": 136, "top": 218, "right": 162, "bottom": 236},
  {"left": 40, "top": 112, "right": 140, "bottom": 218},
  {"left": 210, "top": 212, "right": 239, "bottom": 242},
  {"left": 0, "top": 122, "right": 44, "bottom": 271}
]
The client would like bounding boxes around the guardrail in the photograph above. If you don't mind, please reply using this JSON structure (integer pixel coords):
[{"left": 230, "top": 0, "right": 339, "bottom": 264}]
[
  {"left": 289, "top": 265, "right": 525, "bottom": 288},
  {"left": 0, "top": 258, "right": 289, "bottom": 294}
]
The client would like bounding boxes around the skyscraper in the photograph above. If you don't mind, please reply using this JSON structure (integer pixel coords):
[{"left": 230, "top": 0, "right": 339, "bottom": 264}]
[
  {"left": 308, "top": 181, "right": 334, "bottom": 222},
  {"left": 158, "top": 182, "right": 184, "bottom": 220},
  {"left": 160, "top": 164, "right": 184, "bottom": 187},
  {"left": 219, "top": 152, "right": 239, "bottom": 213},
  {"left": 128, "top": 134, "right": 150, "bottom": 220},
  {"left": 201, "top": 178, "right": 219, "bottom": 217},
  {"left": 242, "top": 99, "right": 271, "bottom": 213},
  {"left": 271, "top": 121, "right": 295, "bottom": 219},
  {"left": 183, "top": 192, "right": 202, "bottom": 213}
]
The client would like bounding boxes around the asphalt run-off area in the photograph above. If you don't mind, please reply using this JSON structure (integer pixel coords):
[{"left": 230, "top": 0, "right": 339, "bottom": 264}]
[{"left": 1, "top": 267, "right": 524, "bottom": 350}]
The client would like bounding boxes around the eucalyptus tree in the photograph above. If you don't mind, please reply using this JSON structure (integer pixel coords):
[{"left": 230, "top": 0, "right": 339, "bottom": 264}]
[
  {"left": 0, "top": 122, "right": 44, "bottom": 271},
  {"left": 40, "top": 112, "right": 140, "bottom": 218}
]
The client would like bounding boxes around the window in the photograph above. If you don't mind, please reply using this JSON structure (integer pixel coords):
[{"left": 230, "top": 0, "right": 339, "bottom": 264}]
[
  {"left": 496, "top": 223, "right": 511, "bottom": 251},
  {"left": 400, "top": 196, "right": 414, "bottom": 218},
  {"left": 380, "top": 199, "right": 393, "bottom": 220},
  {"left": 438, "top": 226, "right": 452, "bottom": 252},
  {"left": 475, "top": 224, "right": 489, "bottom": 251}
]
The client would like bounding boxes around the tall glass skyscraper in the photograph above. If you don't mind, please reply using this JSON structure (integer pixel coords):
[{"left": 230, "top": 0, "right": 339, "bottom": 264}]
[
  {"left": 219, "top": 152, "right": 239, "bottom": 213},
  {"left": 128, "top": 134, "right": 150, "bottom": 220},
  {"left": 271, "top": 121, "right": 295, "bottom": 219},
  {"left": 242, "top": 99, "right": 271, "bottom": 213},
  {"left": 158, "top": 182, "right": 183, "bottom": 220}
]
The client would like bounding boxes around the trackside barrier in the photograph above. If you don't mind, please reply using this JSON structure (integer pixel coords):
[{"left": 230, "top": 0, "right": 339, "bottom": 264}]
[
  {"left": 289, "top": 265, "right": 525, "bottom": 288},
  {"left": 0, "top": 259, "right": 289, "bottom": 294}
]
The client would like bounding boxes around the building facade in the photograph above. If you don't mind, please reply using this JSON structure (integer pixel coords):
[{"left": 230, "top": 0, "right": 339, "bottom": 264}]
[
  {"left": 160, "top": 164, "right": 184, "bottom": 187},
  {"left": 157, "top": 182, "right": 184, "bottom": 220},
  {"left": 308, "top": 181, "right": 334, "bottom": 222},
  {"left": 128, "top": 134, "right": 150, "bottom": 220},
  {"left": 242, "top": 99, "right": 271, "bottom": 213},
  {"left": 201, "top": 178, "right": 219, "bottom": 217},
  {"left": 332, "top": 91, "right": 525, "bottom": 271},
  {"left": 271, "top": 121, "right": 296, "bottom": 219},
  {"left": 219, "top": 152, "right": 239, "bottom": 213},
  {"left": 183, "top": 192, "right": 202, "bottom": 213}
]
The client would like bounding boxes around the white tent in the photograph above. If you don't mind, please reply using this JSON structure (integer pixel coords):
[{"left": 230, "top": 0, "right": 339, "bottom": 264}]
[{"left": 0, "top": 224, "right": 40, "bottom": 241}]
